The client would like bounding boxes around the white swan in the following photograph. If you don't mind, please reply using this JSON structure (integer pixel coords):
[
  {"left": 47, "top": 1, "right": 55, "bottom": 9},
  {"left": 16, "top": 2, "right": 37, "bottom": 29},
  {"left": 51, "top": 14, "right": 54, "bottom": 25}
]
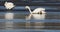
[
  {"left": 26, "top": 14, "right": 46, "bottom": 20},
  {"left": 4, "top": 2, "right": 15, "bottom": 10},
  {"left": 25, "top": 6, "right": 46, "bottom": 14}
]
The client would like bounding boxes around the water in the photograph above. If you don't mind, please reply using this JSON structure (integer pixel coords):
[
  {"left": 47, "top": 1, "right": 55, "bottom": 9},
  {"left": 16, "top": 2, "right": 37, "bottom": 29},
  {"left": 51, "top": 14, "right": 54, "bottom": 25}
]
[{"left": 0, "top": 11, "right": 60, "bottom": 32}]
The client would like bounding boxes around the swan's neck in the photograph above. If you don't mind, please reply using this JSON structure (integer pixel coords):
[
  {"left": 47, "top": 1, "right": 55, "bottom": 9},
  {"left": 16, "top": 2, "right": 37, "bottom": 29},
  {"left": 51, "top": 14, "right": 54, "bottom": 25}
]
[{"left": 28, "top": 7, "right": 32, "bottom": 13}]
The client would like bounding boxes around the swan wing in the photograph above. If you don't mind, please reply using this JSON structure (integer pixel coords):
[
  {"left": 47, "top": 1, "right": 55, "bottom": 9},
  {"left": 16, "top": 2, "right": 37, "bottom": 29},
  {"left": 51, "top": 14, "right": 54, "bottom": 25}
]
[
  {"left": 32, "top": 8, "right": 45, "bottom": 13},
  {"left": 32, "top": 8, "right": 40, "bottom": 13}
]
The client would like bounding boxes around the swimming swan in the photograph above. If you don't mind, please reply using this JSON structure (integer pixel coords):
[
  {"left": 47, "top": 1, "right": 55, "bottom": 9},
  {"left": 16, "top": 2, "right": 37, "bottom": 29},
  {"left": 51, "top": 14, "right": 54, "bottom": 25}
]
[
  {"left": 25, "top": 6, "right": 46, "bottom": 14},
  {"left": 4, "top": 2, "right": 15, "bottom": 10}
]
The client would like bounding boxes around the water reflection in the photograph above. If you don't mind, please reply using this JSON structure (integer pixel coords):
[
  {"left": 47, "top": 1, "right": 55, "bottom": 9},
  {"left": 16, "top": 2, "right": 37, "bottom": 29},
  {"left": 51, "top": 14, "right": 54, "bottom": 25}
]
[
  {"left": 5, "top": 21, "right": 13, "bottom": 29},
  {"left": 0, "top": 12, "right": 60, "bottom": 30},
  {"left": 5, "top": 13, "right": 14, "bottom": 20},
  {"left": 0, "top": 12, "right": 60, "bottom": 20},
  {"left": 4, "top": 12, "right": 14, "bottom": 29},
  {"left": 1, "top": 22, "right": 60, "bottom": 30},
  {"left": 26, "top": 14, "right": 46, "bottom": 20}
]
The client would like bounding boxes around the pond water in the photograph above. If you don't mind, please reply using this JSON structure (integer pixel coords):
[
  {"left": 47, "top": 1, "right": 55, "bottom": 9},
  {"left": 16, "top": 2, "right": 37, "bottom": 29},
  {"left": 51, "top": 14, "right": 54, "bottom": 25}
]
[{"left": 0, "top": 11, "right": 60, "bottom": 32}]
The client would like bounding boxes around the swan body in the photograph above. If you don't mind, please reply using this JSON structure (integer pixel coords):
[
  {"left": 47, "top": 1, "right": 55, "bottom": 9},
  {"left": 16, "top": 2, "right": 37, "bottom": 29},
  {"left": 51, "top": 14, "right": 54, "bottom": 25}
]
[
  {"left": 25, "top": 6, "right": 46, "bottom": 14},
  {"left": 4, "top": 2, "right": 15, "bottom": 9},
  {"left": 26, "top": 14, "right": 45, "bottom": 20}
]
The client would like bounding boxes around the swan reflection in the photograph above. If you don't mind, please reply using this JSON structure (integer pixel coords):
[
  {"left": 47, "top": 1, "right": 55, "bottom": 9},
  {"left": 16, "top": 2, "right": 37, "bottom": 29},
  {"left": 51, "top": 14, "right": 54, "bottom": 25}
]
[
  {"left": 26, "top": 14, "right": 46, "bottom": 20},
  {"left": 5, "top": 13, "right": 14, "bottom": 29},
  {"left": 5, "top": 13, "right": 14, "bottom": 20},
  {"left": 5, "top": 21, "right": 13, "bottom": 29}
]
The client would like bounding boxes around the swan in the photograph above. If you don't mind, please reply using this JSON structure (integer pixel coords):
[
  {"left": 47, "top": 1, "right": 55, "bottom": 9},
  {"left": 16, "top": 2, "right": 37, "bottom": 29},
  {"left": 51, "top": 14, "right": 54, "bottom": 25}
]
[
  {"left": 26, "top": 14, "right": 46, "bottom": 20},
  {"left": 4, "top": 2, "right": 15, "bottom": 10},
  {"left": 25, "top": 6, "right": 46, "bottom": 14}
]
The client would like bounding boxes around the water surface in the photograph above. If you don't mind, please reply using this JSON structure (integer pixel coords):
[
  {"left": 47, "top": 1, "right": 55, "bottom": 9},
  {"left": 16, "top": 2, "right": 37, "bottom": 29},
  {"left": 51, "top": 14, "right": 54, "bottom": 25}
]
[{"left": 0, "top": 11, "right": 60, "bottom": 32}]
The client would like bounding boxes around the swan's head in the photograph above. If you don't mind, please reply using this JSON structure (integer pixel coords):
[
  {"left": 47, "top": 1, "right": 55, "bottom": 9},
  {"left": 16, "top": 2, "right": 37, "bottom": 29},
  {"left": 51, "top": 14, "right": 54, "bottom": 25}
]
[{"left": 25, "top": 6, "right": 30, "bottom": 9}]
